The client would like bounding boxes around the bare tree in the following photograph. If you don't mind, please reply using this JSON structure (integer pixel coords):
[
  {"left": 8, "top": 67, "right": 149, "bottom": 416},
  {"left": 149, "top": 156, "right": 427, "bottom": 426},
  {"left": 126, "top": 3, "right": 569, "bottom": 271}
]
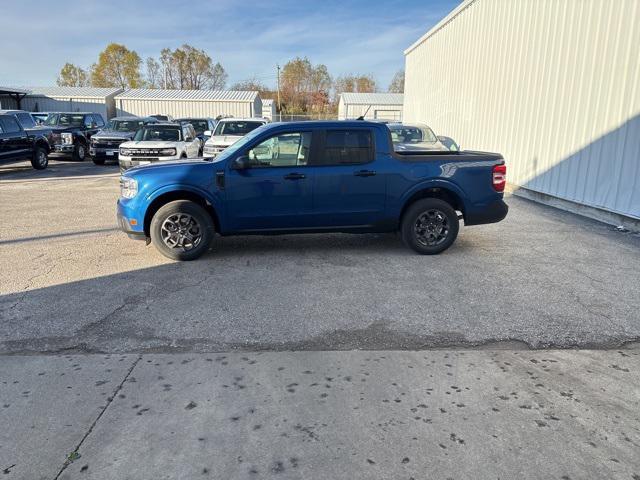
[
  {"left": 145, "top": 57, "right": 162, "bottom": 88},
  {"left": 388, "top": 69, "right": 405, "bottom": 93},
  {"left": 158, "top": 45, "right": 227, "bottom": 90}
]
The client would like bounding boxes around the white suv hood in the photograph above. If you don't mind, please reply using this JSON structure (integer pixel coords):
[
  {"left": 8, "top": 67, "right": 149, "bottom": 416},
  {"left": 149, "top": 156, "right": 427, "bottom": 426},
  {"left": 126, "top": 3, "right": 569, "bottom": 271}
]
[
  {"left": 205, "top": 135, "right": 242, "bottom": 147},
  {"left": 120, "top": 140, "right": 179, "bottom": 148}
]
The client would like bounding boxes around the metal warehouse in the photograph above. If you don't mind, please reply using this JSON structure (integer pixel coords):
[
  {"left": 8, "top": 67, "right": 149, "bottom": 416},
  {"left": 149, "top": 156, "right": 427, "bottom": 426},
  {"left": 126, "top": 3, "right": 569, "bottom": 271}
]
[
  {"left": 114, "top": 89, "right": 263, "bottom": 119},
  {"left": 403, "top": 0, "right": 640, "bottom": 225},
  {"left": 338, "top": 93, "right": 403, "bottom": 121},
  {"left": 261, "top": 99, "right": 276, "bottom": 120},
  {"left": 0, "top": 87, "right": 122, "bottom": 119}
]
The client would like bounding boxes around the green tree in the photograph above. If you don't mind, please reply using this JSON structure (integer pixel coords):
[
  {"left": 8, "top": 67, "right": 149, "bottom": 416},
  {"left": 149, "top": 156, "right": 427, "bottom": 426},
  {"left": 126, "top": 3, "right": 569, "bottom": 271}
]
[
  {"left": 91, "top": 43, "right": 142, "bottom": 88},
  {"left": 56, "top": 63, "right": 89, "bottom": 87},
  {"left": 388, "top": 69, "right": 405, "bottom": 93}
]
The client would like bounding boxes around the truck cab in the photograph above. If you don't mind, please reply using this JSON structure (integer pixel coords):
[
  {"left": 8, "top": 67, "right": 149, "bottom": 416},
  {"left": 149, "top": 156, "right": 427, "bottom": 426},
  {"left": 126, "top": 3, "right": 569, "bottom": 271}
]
[{"left": 0, "top": 113, "right": 50, "bottom": 169}]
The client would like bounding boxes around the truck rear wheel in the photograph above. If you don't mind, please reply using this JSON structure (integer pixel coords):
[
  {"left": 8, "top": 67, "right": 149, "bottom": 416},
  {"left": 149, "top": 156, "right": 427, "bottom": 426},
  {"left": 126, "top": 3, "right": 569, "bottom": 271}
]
[
  {"left": 150, "top": 200, "right": 214, "bottom": 261},
  {"left": 401, "top": 198, "right": 459, "bottom": 255},
  {"left": 31, "top": 146, "right": 48, "bottom": 170}
]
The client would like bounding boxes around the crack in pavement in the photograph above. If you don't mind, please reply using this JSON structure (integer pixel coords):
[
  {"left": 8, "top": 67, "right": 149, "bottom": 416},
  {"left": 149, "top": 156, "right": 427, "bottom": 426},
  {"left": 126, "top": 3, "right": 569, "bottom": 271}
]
[{"left": 52, "top": 355, "right": 141, "bottom": 480}]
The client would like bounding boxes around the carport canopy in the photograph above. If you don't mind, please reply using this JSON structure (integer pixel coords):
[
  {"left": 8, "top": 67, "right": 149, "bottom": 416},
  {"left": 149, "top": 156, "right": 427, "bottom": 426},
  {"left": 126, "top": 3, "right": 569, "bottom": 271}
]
[{"left": 0, "top": 87, "right": 31, "bottom": 109}]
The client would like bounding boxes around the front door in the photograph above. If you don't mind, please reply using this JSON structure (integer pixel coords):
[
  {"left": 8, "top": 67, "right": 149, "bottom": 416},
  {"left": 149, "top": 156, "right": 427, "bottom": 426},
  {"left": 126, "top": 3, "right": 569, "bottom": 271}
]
[
  {"left": 0, "top": 116, "right": 29, "bottom": 162},
  {"left": 224, "top": 130, "right": 316, "bottom": 231},
  {"left": 311, "top": 128, "right": 387, "bottom": 227}
]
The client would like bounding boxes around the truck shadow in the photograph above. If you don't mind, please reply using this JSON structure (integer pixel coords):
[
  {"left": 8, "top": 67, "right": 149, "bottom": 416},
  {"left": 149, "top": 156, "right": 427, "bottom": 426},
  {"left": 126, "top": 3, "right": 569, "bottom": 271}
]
[{"left": 0, "top": 159, "right": 119, "bottom": 181}]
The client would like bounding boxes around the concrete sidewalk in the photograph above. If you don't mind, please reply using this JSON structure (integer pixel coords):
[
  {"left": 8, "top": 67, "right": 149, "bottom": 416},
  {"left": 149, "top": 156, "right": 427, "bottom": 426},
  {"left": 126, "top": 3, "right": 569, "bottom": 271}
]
[{"left": 2, "top": 349, "right": 639, "bottom": 480}]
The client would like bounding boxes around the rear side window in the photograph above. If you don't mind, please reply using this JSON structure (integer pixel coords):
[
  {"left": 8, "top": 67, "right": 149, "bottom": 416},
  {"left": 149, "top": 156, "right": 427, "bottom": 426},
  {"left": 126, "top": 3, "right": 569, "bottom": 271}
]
[
  {"left": 0, "top": 116, "right": 21, "bottom": 133},
  {"left": 320, "top": 129, "right": 373, "bottom": 165}
]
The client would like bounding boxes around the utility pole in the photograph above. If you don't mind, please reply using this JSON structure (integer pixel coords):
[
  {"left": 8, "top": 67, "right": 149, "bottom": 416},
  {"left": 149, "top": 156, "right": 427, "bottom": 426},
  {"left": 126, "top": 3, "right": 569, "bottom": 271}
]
[{"left": 276, "top": 64, "right": 281, "bottom": 119}]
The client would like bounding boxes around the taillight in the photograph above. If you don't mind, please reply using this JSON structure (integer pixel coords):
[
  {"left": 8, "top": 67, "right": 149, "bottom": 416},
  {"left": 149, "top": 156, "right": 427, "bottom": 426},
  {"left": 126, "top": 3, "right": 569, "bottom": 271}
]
[{"left": 492, "top": 164, "right": 506, "bottom": 192}]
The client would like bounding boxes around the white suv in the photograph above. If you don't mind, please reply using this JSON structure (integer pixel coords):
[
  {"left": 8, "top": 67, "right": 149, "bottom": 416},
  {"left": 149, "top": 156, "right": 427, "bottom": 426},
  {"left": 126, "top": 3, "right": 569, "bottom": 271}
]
[
  {"left": 119, "top": 122, "right": 200, "bottom": 172},
  {"left": 203, "top": 118, "right": 268, "bottom": 158}
]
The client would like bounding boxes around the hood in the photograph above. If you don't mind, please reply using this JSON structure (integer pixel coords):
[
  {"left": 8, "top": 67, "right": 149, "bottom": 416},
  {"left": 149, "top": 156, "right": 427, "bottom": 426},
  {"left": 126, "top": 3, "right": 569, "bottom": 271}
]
[
  {"left": 205, "top": 135, "right": 242, "bottom": 147},
  {"left": 394, "top": 141, "right": 449, "bottom": 152},
  {"left": 120, "top": 140, "right": 179, "bottom": 148},
  {"left": 93, "top": 130, "right": 135, "bottom": 140}
]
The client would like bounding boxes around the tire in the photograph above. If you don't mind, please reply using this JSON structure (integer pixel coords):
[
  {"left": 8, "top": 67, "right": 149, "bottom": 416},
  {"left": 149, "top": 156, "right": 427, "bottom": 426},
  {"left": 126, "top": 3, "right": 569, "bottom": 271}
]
[
  {"left": 92, "top": 157, "right": 106, "bottom": 165},
  {"left": 72, "top": 142, "right": 87, "bottom": 161},
  {"left": 150, "top": 200, "right": 214, "bottom": 261},
  {"left": 401, "top": 198, "right": 459, "bottom": 255},
  {"left": 31, "top": 146, "right": 48, "bottom": 170}
]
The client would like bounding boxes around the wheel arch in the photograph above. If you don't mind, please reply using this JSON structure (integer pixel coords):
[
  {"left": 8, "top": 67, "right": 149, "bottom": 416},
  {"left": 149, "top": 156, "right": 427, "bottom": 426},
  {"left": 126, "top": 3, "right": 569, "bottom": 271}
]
[
  {"left": 144, "top": 189, "right": 220, "bottom": 237},
  {"left": 400, "top": 181, "right": 467, "bottom": 224}
]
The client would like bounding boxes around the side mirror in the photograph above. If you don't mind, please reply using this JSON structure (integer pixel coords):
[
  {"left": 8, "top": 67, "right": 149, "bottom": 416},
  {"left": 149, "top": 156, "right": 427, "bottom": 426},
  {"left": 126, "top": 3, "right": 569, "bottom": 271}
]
[
  {"left": 204, "top": 130, "right": 212, "bottom": 137},
  {"left": 232, "top": 155, "right": 251, "bottom": 170}
]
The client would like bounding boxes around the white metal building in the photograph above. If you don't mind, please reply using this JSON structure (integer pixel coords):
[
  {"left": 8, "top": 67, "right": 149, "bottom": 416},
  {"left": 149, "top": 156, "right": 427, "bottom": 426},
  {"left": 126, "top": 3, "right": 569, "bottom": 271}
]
[
  {"left": 403, "top": 0, "right": 640, "bottom": 225},
  {"left": 338, "top": 93, "right": 404, "bottom": 121},
  {"left": 114, "top": 89, "right": 262, "bottom": 119},
  {"left": 261, "top": 99, "right": 276, "bottom": 120},
  {"left": 0, "top": 87, "right": 123, "bottom": 119}
]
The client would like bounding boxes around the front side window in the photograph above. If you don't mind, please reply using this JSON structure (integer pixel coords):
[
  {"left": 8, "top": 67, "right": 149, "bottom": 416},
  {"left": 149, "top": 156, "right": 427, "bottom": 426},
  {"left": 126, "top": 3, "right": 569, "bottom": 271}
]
[
  {"left": 247, "top": 132, "right": 312, "bottom": 167},
  {"left": 93, "top": 115, "right": 105, "bottom": 127},
  {"left": 16, "top": 112, "right": 36, "bottom": 129},
  {"left": 49, "top": 114, "right": 84, "bottom": 127},
  {"left": 134, "top": 126, "right": 181, "bottom": 142},
  {"left": 45, "top": 114, "right": 59, "bottom": 126},
  {"left": 320, "top": 129, "right": 373, "bottom": 165},
  {"left": 84, "top": 116, "right": 94, "bottom": 128}
]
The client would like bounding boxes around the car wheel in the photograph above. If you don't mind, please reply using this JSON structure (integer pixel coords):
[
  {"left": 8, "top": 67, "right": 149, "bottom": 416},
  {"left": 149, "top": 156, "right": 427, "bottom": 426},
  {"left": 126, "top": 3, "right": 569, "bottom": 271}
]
[
  {"left": 401, "top": 198, "right": 459, "bottom": 255},
  {"left": 31, "top": 146, "right": 48, "bottom": 170},
  {"left": 93, "top": 157, "right": 106, "bottom": 165},
  {"left": 150, "top": 200, "right": 214, "bottom": 261},
  {"left": 73, "top": 142, "right": 87, "bottom": 161}
]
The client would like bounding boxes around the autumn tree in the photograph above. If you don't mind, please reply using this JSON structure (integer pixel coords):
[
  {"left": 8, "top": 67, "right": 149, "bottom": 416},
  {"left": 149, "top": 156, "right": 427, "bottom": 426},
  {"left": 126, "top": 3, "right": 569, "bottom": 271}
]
[
  {"left": 56, "top": 63, "right": 89, "bottom": 87},
  {"left": 145, "top": 57, "right": 162, "bottom": 88},
  {"left": 90, "top": 43, "right": 142, "bottom": 88},
  {"left": 334, "top": 74, "right": 377, "bottom": 101},
  {"left": 280, "top": 57, "right": 332, "bottom": 113},
  {"left": 158, "top": 45, "right": 227, "bottom": 90},
  {"left": 388, "top": 69, "right": 405, "bottom": 93}
]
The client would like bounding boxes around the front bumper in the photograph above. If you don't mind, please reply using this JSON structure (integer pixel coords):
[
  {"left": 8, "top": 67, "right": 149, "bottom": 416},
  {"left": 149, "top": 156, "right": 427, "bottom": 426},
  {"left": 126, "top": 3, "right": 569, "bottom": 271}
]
[
  {"left": 90, "top": 147, "right": 120, "bottom": 159},
  {"left": 116, "top": 199, "right": 146, "bottom": 240},
  {"left": 53, "top": 144, "right": 74, "bottom": 153},
  {"left": 464, "top": 199, "right": 509, "bottom": 226}
]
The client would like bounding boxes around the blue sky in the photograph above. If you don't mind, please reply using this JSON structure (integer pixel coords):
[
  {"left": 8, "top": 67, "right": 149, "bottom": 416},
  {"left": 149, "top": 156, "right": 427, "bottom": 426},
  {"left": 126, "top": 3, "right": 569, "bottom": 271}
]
[{"left": 0, "top": 0, "right": 459, "bottom": 89}]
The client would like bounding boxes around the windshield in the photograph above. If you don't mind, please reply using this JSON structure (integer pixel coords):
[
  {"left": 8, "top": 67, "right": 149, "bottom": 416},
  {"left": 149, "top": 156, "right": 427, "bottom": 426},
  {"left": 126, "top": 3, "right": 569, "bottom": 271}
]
[
  {"left": 218, "top": 123, "right": 271, "bottom": 160},
  {"left": 388, "top": 124, "right": 437, "bottom": 144},
  {"left": 179, "top": 119, "right": 209, "bottom": 134},
  {"left": 107, "top": 120, "right": 146, "bottom": 132},
  {"left": 134, "top": 125, "right": 181, "bottom": 141},
  {"left": 45, "top": 113, "right": 85, "bottom": 127},
  {"left": 213, "top": 121, "right": 264, "bottom": 136}
]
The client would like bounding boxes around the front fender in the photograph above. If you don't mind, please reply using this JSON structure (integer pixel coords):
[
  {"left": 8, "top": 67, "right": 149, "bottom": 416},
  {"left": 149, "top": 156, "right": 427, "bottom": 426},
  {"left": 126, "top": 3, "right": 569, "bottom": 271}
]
[{"left": 145, "top": 183, "right": 226, "bottom": 229}]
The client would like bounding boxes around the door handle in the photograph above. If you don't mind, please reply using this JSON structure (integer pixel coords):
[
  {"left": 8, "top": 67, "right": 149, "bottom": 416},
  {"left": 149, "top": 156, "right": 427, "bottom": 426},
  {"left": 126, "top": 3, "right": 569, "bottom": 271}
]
[
  {"left": 284, "top": 173, "right": 306, "bottom": 180},
  {"left": 354, "top": 170, "right": 376, "bottom": 177}
]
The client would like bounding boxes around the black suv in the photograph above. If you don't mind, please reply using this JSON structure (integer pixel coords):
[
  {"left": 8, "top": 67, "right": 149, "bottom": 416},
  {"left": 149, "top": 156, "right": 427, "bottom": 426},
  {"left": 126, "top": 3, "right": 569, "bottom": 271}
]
[
  {"left": 0, "top": 113, "right": 50, "bottom": 169},
  {"left": 90, "top": 116, "right": 158, "bottom": 165},
  {"left": 45, "top": 112, "right": 105, "bottom": 161}
]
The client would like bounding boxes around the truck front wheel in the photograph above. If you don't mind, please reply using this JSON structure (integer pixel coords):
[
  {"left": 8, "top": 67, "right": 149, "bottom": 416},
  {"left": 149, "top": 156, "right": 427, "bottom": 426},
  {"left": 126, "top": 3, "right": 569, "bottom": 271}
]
[
  {"left": 150, "top": 200, "right": 214, "bottom": 261},
  {"left": 31, "top": 146, "right": 48, "bottom": 170},
  {"left": 73, "top": 142, "right": 87, "bottom": 161},
  {"left": 401, "top": 198, "right": 459, "bottom": 255}
]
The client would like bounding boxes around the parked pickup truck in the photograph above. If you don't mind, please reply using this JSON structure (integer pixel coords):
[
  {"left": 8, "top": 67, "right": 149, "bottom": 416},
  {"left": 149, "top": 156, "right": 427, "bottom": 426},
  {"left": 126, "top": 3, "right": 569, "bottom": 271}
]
[
  {"left": 90, "top": 116, "right": 158, "bottom": 165},
  {"left": 45, "top": 112, "right": 105, "bottom": 161},
  {"left": 0, "top": 113, "right": 51, "bottom": 169},
  {"left": 117, "top": 121, "right": 508, "bottom": 260}
]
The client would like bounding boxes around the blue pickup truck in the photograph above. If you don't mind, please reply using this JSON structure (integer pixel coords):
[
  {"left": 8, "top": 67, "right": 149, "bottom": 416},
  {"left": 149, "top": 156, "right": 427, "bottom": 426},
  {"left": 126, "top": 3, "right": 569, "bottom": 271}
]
[{"left": 117, "top": 121, "right": 508, "bottom": 260}]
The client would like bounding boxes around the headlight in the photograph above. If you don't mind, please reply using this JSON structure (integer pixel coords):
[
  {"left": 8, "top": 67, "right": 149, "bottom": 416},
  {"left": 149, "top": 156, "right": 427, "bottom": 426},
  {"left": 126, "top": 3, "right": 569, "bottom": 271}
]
[
  {"left": 120, "top": 177, "right": 138, "bottom": 199},
  {"left": 120, "top": 148, "right": 131, "bottom": 156},
  {"left": 61, "top": 132, "right": 73, "bottom": 144},
  {"left": 159, "top": 148, "right": 177, "bottom": 156}
]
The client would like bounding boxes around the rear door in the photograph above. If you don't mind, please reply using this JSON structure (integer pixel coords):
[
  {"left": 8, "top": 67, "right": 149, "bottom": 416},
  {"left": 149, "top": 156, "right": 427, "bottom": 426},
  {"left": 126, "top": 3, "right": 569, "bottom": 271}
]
[
  {"left": 310, "top": 128, "right": 387, "bottom": 227},
  {"left": 0, "top": 115, "right": 30, "bottom": 161},
  {"left": 224, "top": 128, "right": 317, "bottom": 231}
]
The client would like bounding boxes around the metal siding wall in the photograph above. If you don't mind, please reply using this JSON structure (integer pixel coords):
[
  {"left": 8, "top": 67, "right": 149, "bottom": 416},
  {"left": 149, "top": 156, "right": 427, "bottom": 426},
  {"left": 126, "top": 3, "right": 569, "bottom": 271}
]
[
  {"left": 19, "top": 96, "right": 109, "bottom": 119},
  {"left": 404, "top": 0, "right": 640, "bottom": 219},
  {"left": 338, "top": 103, "right": 403, "bottom": 120},
  {"left": 115, "top": 99, "right": 254, "bottom": 118}
]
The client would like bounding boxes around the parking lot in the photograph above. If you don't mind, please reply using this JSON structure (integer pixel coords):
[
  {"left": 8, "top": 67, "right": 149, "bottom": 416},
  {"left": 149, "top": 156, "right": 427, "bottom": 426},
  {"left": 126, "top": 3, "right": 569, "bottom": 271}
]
[{"left": 2, "top": 159, "right": 639, "bottom": 355}]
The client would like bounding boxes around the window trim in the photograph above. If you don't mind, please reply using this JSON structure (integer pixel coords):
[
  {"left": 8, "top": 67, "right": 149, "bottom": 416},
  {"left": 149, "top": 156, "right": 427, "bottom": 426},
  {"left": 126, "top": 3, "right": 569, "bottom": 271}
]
[
  {"left": 309, "top": 128, "right": 376, "bottom": 167},
  {"left": 242, "top": 130, "right": 315, "bottom": 169}
]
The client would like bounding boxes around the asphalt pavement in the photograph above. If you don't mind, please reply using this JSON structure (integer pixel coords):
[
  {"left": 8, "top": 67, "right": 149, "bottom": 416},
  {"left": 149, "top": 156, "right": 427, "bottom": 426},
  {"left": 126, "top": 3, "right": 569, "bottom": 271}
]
[{"left": 1, "top": 160, "right": 640, "bottom": 354}]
